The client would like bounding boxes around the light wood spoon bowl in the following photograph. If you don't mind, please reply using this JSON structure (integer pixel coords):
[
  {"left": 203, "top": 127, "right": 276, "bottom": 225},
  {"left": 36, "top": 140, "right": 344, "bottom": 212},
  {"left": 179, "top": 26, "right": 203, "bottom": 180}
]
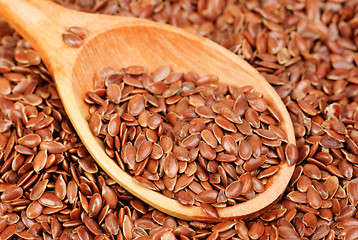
[{"left": 0, "top": 0, "right": 295, "bottom": 221}]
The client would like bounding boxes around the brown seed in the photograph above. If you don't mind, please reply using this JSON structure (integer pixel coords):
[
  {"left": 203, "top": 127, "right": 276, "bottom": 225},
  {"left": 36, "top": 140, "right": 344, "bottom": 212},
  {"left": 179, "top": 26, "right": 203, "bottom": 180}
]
[
  {"left": 77, "top": 225, "right": 92, "bottom": 240},
  {"left": 324, "top": 176, "right": 339, "bottom": 199},
  {"left": 163, "top": 174, "right": 176, "bottom": 191},
  {"left": 67, "top": 180, "right": 78, "bottom": 204},
  {"left": 225, "top": 180, "right": 243, "bottom": 199},
  {"left": 33, "top": 149, "right": 48, "bottom": 172},
  {"left": 83, "top": 213, "right": 103, "bottom": 235},
  {"left": 0, "top": 120, "right": 12, "bottom": 134},
  {"left": 0, "top": 216, "right": 8, "bottom": 233},
  {"left": 248, "top": 220, "right": 264, "bottom": 239},
  {"left": 245, "top": 108, "right": 260, "bottom": 128},
  {"left": 150, "top": 143, "right": 163, "bottom": 160},
  {"left": 89, "top": 112, "right": 102, "bottom": 136},
  {"left": 243, "top": 156, "right": 265, "bottom": 172},
  {"left": 89, "top": 193, "right": 103, "bottom": 218},
  {"left": 195, "top": 106, "right": 216, "bottom": 118},
  {"left": 247, "top": 134, "right": 262, "bottom": 158},
  {"left": 252, "top": 177, "right": 265, "bottom": 193},
  {"left": 320, "top": 135, "right": 344, "bottom": 148},
  {"left": 195, "top": 190, "right": 218, "bottom": 203},
  {"left": 181, "top": 133, "right": 200, "bottom": 149},
  {"left": 135, "top": 176, "right": 159, "bottom": 191},
  {"left": 124, "top": 65, "right": 145, "bottom": 75},
  {"left": 201, "top": 129, "right": 218, "bottom": 148},
  {"left": 163, "top": 82, "right": 181, "bottom": 98},
  {"left": 237, "top": 119, "right": 253, "bottom": 135},
  {"left": 327, "top": 164, "right": 344, "bottom": 178},
  {"left": 257, "top": 166, "right": 279, "bottom": 179},
  {"left": 23, "top": 93, "right": 42, "bottom": 105},
  {"left": 175, "top": 190, "right": 195, "bottom": 206},
  {"left": 296, "top": 175, "right": 311, "bottom": 192},
  {"left": 0, "top": 77, "right": 11, "bottom": 95},
  {"left": 123, "top": 215, "right": 134, "bottom": 240},
  {"left": 248, "top": 97, "right": 267, "bottom": 112},
  {"left": 205, "top": 231, "right": 219, "bottom": 240},
  {"left": 137, "top": 141, "right": 153, "bottom": 162},
  {"left": 212, "top": 220, "right": 236, "bottom": 233},
  {"left": 105, "top": 213, "right": 119, "bottom": 235},
  {"left": 311, "top": 225, "right": 330, "bottom": 240},
  {"left": 147, "top": 81, "right": 168, "bottom": 95},
  {"left": 138, "top": 110, "right": 151, "bottom": 127},
  {"left": 51, "top": 217, "right": 62, "bottom": 238},
  {"left": 201, "top": 203, "right": 219, "bottom": 219},
  {"left": 278, "top": 226, "right": 300, "bottom": 240},
  {"left": 239, "top": 139, "right": 252, "bottom": 160},
  {"left": 234, "top": 94, "right": 248, "bottom": 116},
  {"left": 26, "top": 201, "right": 43, "bottom": 219},
  {"left": 15, "top": 231, "right": 36, "bottom": 240},
  {"left": 287, "top": 191, "right": 307, "bottom": 203},
  {"left": 254, "top": 129, "right": 277, "bottom": 140},
  {"left": 164, "top": 153, "right": 178, "bottom": 178},
  {"left": 215, "top": 116, "right": 237, "bottom": 132},
  {"left": 102, "top": 185, "right": 118, "bottom": 209},
  {"left": 303, "top": 163, "right": 321, "bottom": 180},
  {"left": 38, "top": 192, "right": 63, "bottom": 208},
  {"left": 78, "top": 157, "right": 98, "bottom": 173},
  {"left": 124, "top": 144, "right": 137, "bottom": 170},
  {"left": 54, "top": 175, "right": 66, "bottom": 200},
  {"left": 0, "top": 224, "right": 17, "bottom": 240},
  {"left": 285, "top": 143, "right": 298, "bottom": 166},
  {"left": 297, "top": 99, "right": 317, "bottom": 116},
  {"left": 40, "top": 141, "right": 66, "bottom": 154},
  {"left": 1, "top": 185, "right": 23, "bottom": 202},
  {"left": 172, "top": 146, "right": 190, "bottom": 161},
  {"left": 215, "top": 153, "right": 236, "bottom": 162},
  {"left": 81, "top": 191, "right": 92, "bottom": 212},
  {"left": 347, "top": 181, "right": 358, "bottom": 207},
  {"left": 152, "top": 65, "right": 171, "bottom": 82},
  {"left": 199, "top": 141, "right": 216, "bottom": 160},
  {"left": 148, "top": 114, "right": 163, "bottom": 129},
  {"left": 240, "top": 172, "right": 253, "bottom": 195},
  {"left": 174, "top": 174, "right": 194, "bottom": 193},
  {"left": 15, "top": 145, "right": 33, "bottom": 155},
  {"left": 159, "top": 135, "right": 173, "bottom": 154},
  {"left": 307, "top": 185, "right": 322, "bottom": 209},
  {"left": 128, "top": 94, "right": 145, "bottom": 116},
  {"left": 18, "top": 134, "right": 41, "bottom": 148},
  {"left": 108, "top": 113, "right": 121, "bottom": 136},
  {"left": 222, "top": 108, "right": 242, "bottom": 123},
  {"left": 221, "top": 135, "right": 237, "bottom": 155},
  {"left": 302, "top": 212, "right": 317, "bottom": 228},
  {"left": 124, "top": 76, "right": 144, "bottom": 88},
  {"left": 30, "top": 179, "right": 48, "bottom": 201},
  {"left": 62, "top": 32, "right": 82, "bottom": 47},
  {"left": 66, "top": 26, "right": 88, "bottom": 39}
]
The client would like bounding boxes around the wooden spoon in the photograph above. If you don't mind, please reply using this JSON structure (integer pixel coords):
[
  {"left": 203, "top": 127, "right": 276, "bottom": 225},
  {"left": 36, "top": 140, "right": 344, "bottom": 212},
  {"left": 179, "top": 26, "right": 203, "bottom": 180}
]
[{"left": 0, "top": 0, "right": 295, "bottom": 221}]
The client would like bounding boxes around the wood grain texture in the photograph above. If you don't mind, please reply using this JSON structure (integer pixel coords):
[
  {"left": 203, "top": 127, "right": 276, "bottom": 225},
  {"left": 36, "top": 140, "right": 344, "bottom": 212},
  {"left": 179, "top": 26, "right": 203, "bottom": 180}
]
[{"left": 0, "top": 0, "right": 296, "bottom": 221}]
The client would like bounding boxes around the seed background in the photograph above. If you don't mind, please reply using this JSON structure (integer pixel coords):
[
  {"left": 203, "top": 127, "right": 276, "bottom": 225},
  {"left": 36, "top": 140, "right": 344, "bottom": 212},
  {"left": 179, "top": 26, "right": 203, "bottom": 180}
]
[{"left": 0, "top": 0, "right": 358, "bottom": 239}]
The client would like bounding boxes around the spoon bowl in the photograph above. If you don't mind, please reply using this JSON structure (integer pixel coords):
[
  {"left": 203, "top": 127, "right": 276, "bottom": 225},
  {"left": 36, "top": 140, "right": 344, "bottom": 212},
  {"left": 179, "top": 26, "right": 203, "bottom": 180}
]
[{"left": 0, "top": 0, "right": 295, "bottom": 221}]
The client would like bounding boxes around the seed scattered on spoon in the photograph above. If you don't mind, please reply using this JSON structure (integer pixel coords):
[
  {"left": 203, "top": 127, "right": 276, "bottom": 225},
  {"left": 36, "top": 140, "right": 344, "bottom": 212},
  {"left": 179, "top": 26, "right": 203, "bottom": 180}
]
[
  {"left": 85, "top": 65, "right": 296, "bottom": 213},
  {"left": 62, "top": 26, "right": 88, "bottom": 48}
]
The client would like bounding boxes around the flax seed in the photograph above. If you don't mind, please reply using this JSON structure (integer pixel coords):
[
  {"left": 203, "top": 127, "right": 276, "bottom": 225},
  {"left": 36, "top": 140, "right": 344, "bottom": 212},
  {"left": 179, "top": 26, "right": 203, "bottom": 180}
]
[{"left": 0, "top": 0, "right": 356, "bottom": 237}]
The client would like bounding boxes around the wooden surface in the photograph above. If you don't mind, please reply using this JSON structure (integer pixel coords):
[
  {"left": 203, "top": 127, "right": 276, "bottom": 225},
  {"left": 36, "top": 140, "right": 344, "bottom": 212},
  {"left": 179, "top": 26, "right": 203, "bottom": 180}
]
[{"left": 0, "top": 0, "right": 296, "bottom": 221}]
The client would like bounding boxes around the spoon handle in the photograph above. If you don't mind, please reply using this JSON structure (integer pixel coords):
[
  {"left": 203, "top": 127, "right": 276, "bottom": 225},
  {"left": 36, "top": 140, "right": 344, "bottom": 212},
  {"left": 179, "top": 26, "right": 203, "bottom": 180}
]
[
  {"left": 0, "top": 0, "right": 80, "bottom": 73},
  {"left": 0, "top": 0, "right": 154, "bottom": 77}
]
